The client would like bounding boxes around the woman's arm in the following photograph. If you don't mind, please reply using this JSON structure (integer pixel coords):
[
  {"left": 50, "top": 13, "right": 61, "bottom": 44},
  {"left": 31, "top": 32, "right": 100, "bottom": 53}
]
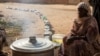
[{"left": 71, "top": 20, "right": 80, "bottom": 36}]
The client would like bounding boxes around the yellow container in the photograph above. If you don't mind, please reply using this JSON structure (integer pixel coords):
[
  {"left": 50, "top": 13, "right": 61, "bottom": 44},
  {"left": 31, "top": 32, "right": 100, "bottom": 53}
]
[{"left": 52, "top": 34, "right": 65, "bottom": 44}]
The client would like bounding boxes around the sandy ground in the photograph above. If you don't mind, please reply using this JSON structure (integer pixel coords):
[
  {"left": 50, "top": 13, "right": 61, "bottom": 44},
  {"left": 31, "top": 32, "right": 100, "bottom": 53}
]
[
  {"left": 0, "top": 2, "right": 78, "bottom": 56},
  {"left": 0, "top": 2, "right": 77, "bottom": 34}
]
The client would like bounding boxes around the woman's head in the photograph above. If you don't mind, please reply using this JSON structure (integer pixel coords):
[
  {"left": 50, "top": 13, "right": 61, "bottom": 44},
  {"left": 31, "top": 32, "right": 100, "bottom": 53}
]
[{"left": 77, "top": 2, "right": 91, "bottom": 18}]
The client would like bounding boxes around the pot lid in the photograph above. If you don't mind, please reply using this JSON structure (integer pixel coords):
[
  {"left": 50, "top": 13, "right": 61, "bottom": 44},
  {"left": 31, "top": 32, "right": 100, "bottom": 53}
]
[{"left": 10, "top": 36, "right": 54, "bottom": 52}]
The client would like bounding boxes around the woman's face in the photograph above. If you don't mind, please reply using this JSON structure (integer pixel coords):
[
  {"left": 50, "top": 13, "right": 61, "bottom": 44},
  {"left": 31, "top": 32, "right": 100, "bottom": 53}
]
[{"left": 78, "top": 8, "right": 88, "bottom": 18}]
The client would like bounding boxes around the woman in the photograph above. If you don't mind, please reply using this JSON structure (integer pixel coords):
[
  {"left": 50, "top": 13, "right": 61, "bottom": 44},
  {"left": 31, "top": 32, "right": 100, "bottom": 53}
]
[{"left": 59, "top": 2, "right": 100, "bottom": 56}]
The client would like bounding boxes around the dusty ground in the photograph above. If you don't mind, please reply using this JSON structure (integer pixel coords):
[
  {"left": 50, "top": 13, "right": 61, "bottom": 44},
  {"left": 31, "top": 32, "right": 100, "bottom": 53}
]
[
  {"left": 0, "top": 2, "right": 78, "bottom": 56},
  {"left": 0, "top": 2, "right": 77, "bottom": 34}
]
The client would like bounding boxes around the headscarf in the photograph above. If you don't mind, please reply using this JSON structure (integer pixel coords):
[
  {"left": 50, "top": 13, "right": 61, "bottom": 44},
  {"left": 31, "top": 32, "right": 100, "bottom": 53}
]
[{"left": 77, "top": 2, "right": 91, "bottom": 15}]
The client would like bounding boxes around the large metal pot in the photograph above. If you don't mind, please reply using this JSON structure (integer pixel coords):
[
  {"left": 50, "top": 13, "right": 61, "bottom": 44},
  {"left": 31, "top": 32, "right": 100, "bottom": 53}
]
[{"left": 10, "top": 36, "right": 57, "bottom": 56}]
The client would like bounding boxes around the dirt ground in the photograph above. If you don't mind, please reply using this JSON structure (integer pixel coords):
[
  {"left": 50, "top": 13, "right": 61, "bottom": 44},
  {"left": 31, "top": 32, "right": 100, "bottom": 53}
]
[
  {"left": 0, "top": 2, "right": 78, "bottom": 34},
  {"left": 0, "top": 2, "right": 78, "bottom": 56}
]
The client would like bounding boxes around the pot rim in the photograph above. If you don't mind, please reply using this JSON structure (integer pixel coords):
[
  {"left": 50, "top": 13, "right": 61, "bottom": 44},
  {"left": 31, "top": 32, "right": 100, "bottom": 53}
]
[{"left": 10, "top": 37, "right": 55, "bottom": 52}]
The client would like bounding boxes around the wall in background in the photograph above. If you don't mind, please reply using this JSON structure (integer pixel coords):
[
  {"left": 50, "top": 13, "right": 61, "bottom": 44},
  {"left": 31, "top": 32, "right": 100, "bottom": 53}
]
[{"left": 0, "top": 0, "right": 89, "bottom": 5}]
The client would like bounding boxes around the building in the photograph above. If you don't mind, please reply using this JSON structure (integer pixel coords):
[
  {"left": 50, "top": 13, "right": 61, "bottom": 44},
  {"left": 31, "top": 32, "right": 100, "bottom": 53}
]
[{"left": 0, "top": 0, "right": 89, "bottom": 5}]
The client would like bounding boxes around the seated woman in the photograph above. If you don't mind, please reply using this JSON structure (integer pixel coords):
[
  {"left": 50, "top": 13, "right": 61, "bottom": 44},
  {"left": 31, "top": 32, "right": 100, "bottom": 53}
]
[{"left": 59, "top": 2, "right": 100, "bottom": 56}]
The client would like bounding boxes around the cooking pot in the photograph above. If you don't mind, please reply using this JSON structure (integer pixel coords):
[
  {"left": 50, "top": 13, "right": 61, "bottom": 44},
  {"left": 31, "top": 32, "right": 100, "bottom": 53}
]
[{"left": 10, "top": 36, "right": 58, "bottom": 56}]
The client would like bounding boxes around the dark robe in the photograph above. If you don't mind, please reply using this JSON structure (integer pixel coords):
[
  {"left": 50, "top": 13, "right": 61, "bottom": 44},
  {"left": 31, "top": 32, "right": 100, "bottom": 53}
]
[
  {"left": 0, "top": 27, "right": 7, "bottom": 53},
  {"left": 89, "top": 0, "right": 100, "bottom": 33}
]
